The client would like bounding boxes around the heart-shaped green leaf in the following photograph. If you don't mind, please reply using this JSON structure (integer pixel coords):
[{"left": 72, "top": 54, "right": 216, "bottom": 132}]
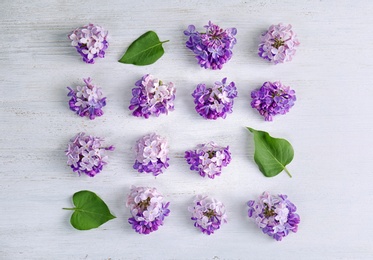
[
  {"left": 247, "top": 127, "right": 294, "bottom": 178},
  {"left": 63, "top": 190, "right": 116, "bottom": 230},
  {"left": 118, "top": 31, "right": 169, "bottom": 65}
]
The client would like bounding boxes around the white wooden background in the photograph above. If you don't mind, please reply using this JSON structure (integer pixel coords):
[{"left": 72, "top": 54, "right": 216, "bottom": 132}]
[{"left": 1, "top": 0, "right": 373, "bottom": 259}]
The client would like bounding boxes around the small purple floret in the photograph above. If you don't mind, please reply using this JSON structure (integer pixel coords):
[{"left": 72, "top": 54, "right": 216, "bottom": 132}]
[
  {"left": 67, "top": 78, "right": 106, "bottom": 120},
  {"left": 192, "top": 78, "right": 237, "bottom": 120},
  {"left": 126, "top": 186, "right": 170, "bottom": 235},
  {"left": 247, "top": 191, "right": 300, "bottom": 241},
  {"left": 133, "top": 133, "right": 169, "bottom": 176},
  {"left": 258, "top": 23, "right": 299, "bottom": 64},
  {"left": 184, "top": 21, "right": 237, "bottom": 70},
  {"left": 68, "top": 23, "right": 109, "bottom": 64},
  {"left": 251, "top": 81, "right": 296, "bottom": 121},
  {"left": 185, "top": 142, "right": 231, "bottom": 179},
  {"left": 65, "top": 132, "right": 114, "bottom": 177},
  {"left": 188, "top": 195, "right": 227, "bottom": 235}
]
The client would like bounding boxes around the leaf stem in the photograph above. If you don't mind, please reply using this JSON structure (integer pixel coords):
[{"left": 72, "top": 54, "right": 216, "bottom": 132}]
[
  {"left": 62, "top": 208, "right": 75, "bottom": 210},
  {"left": 161, "top": 40, "right": 170, "bottom": 44},
  {"left": 284, "top": 167, "right": 292, "bottom": 178}
]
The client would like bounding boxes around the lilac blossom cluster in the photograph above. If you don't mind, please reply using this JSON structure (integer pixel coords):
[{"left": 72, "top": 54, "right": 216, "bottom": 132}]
[
  {"left": 185, "top": 142, "right": 231, "bottom": 179},
  {"left": 192, "top": 78, "right": 237, "bottom": 120},
  {"left": 258, "top": 23, "right": 299, "bottom": 64},
  {"left": 126, "top": 186, "right": 170, "bottom": 234},
  {"left": 68, "top": 23, "right": 109, "bottom": 64},
  {"left": 247, "top": 191, "right": 300, "bottom": 241},
  {"left": 184, "top": 21, "right": 237, "bottom": 70},
  {"left": 251, "top": 81, "right": 296, "bottom": 121},
  {"left": 129, "top": 74, "right": 176, "bottom": 118},
  {"left": 188, "top": 195, "right": 227, "bottom": 235},
  {"left": 65, "top": 132, "right": 114, "bottom": 177},
  {"left": 133, "top": 133, "right": 169, "bottom": 176},
  {"left": 67, "top": 78, "right": 106, "bottom": 120}
]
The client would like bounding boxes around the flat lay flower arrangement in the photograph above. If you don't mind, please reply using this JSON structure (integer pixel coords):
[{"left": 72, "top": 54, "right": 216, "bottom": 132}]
[{"left": 64, "top": 21, "right": 301, "bottom": 241}]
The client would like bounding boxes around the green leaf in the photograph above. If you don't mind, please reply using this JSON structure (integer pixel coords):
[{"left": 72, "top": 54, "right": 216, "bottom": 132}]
[
  {"left": 63, "top": 190, "right": 116, "bottom": 230},
  {"left": 247, "top": 127, "right": 294, "bottom": 178},
  {"left": 118, "top": 31, "right": 169, "bottom": 65}
]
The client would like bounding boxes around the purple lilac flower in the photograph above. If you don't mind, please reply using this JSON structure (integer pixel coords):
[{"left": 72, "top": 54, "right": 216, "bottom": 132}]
[
  {"left": 247, "top": 191, "right": 300, "bottom": 241},
  {"left": 251, "top": 81, "right": 296, "bottom": 121},
  {"left": 65, "top": 132, "right": 114, "bottom": 177},
  {"left": 184, "top": 21, "right": 237, "bottom": 70},
  {"left": 133, "top": 133, "right": 169, "bottom": 176},
  {"left": 258, "top": 23, "right": 299, "bottom": 64},
  {"left": 185, "top": 142, "right": 231, "bottom": 179},
  {"left": 192, "top": 78, "right": 237, "bottom": 120},
  {"left": 67, "top": 78, "right": 106, "bottom": 120},
  {"left": 126, "top": 186, "right": 170, "bottom": 234},
  {"left": 129, "top": 74, "right": 176, "bottom": 118},
  {"left": 68, "top": 23, "right": 109, "bottom": 64},
  {"left": 188, "top": 195, "right": 227, "bottom": 235}
]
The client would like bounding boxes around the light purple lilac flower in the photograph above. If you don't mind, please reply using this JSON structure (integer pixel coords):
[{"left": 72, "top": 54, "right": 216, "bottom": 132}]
[
  {"left": 251, "top": 81, "right": 296, "bottom": 121},
  {"left": 184, "top": 21, "right": 237, "bottom": 70},
  {"left": 192, "top": 78, "right": 237, "bottom": 120},
  {"left": 247, "top": 191, "right": 300, "bottom": 241},
  {"left": 67, "top": 78, "right": 106, "bottom": 120},
  {"left": 65, "top": 132, "right": 114, "bottom": 177},
  {"left": 133, "top": 133, "right": 169, "bottom": 176},
  {"left": 129, "top": 74, "right": 176, "bottom": 118},
  {"left": 185, "top": 142, "right": 231, "bottom": 179},
  {"left": 68, "top": 23, "right": 109, "bottom": 64},
  {"left": 189, "top": 195, "right": 227, "bottom": 235},
  {"left": 126, "top": 186, "right": 170, "bottom": 235},
  {"left": 258, "top": 23, "right": 299, "bottom": 64}
]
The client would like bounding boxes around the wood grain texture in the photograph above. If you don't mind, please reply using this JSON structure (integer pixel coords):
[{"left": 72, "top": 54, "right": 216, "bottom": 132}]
[{"left": 1, "top": 0, "right": 373, "bottom": 259}]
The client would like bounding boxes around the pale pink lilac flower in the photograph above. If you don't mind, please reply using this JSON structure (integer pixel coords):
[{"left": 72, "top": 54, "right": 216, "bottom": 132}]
[
  {"left": 258, "top": 23, "right": 299, "bottom": 64},
  {"left": 126, "top": 186, "right": 170, "bottom": 234},
  {"left": 65, "top": 132, "right": 114, "bottom": 177},
  {"left": 67, "top": 78, "right": 106, "bottom": 120},
  {"left": 247, "top": 191, "right": 300, "bottom": 241},
  {"left": 68, "top": 23, "right": 109, "bottom": 64},
  {"left": 189, "top": 195, "right": 227, "bottom": 235},
  {"left": 133, "top": 133, "right": 169, "bottom": 176}
]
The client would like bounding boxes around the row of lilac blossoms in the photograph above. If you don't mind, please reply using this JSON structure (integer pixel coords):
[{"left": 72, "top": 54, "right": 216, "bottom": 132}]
[
  {"left": 67, "top": 74, "right": 296, "bottom": 122},
  {"left": 126, "top": 186, "right": 300, "bottom": 240},
  {"left": 65, "top": 21, "right": 301, "bottom": 240},
  {"left": 66, "top": 132, "right": 231, "bottom": 179}
]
